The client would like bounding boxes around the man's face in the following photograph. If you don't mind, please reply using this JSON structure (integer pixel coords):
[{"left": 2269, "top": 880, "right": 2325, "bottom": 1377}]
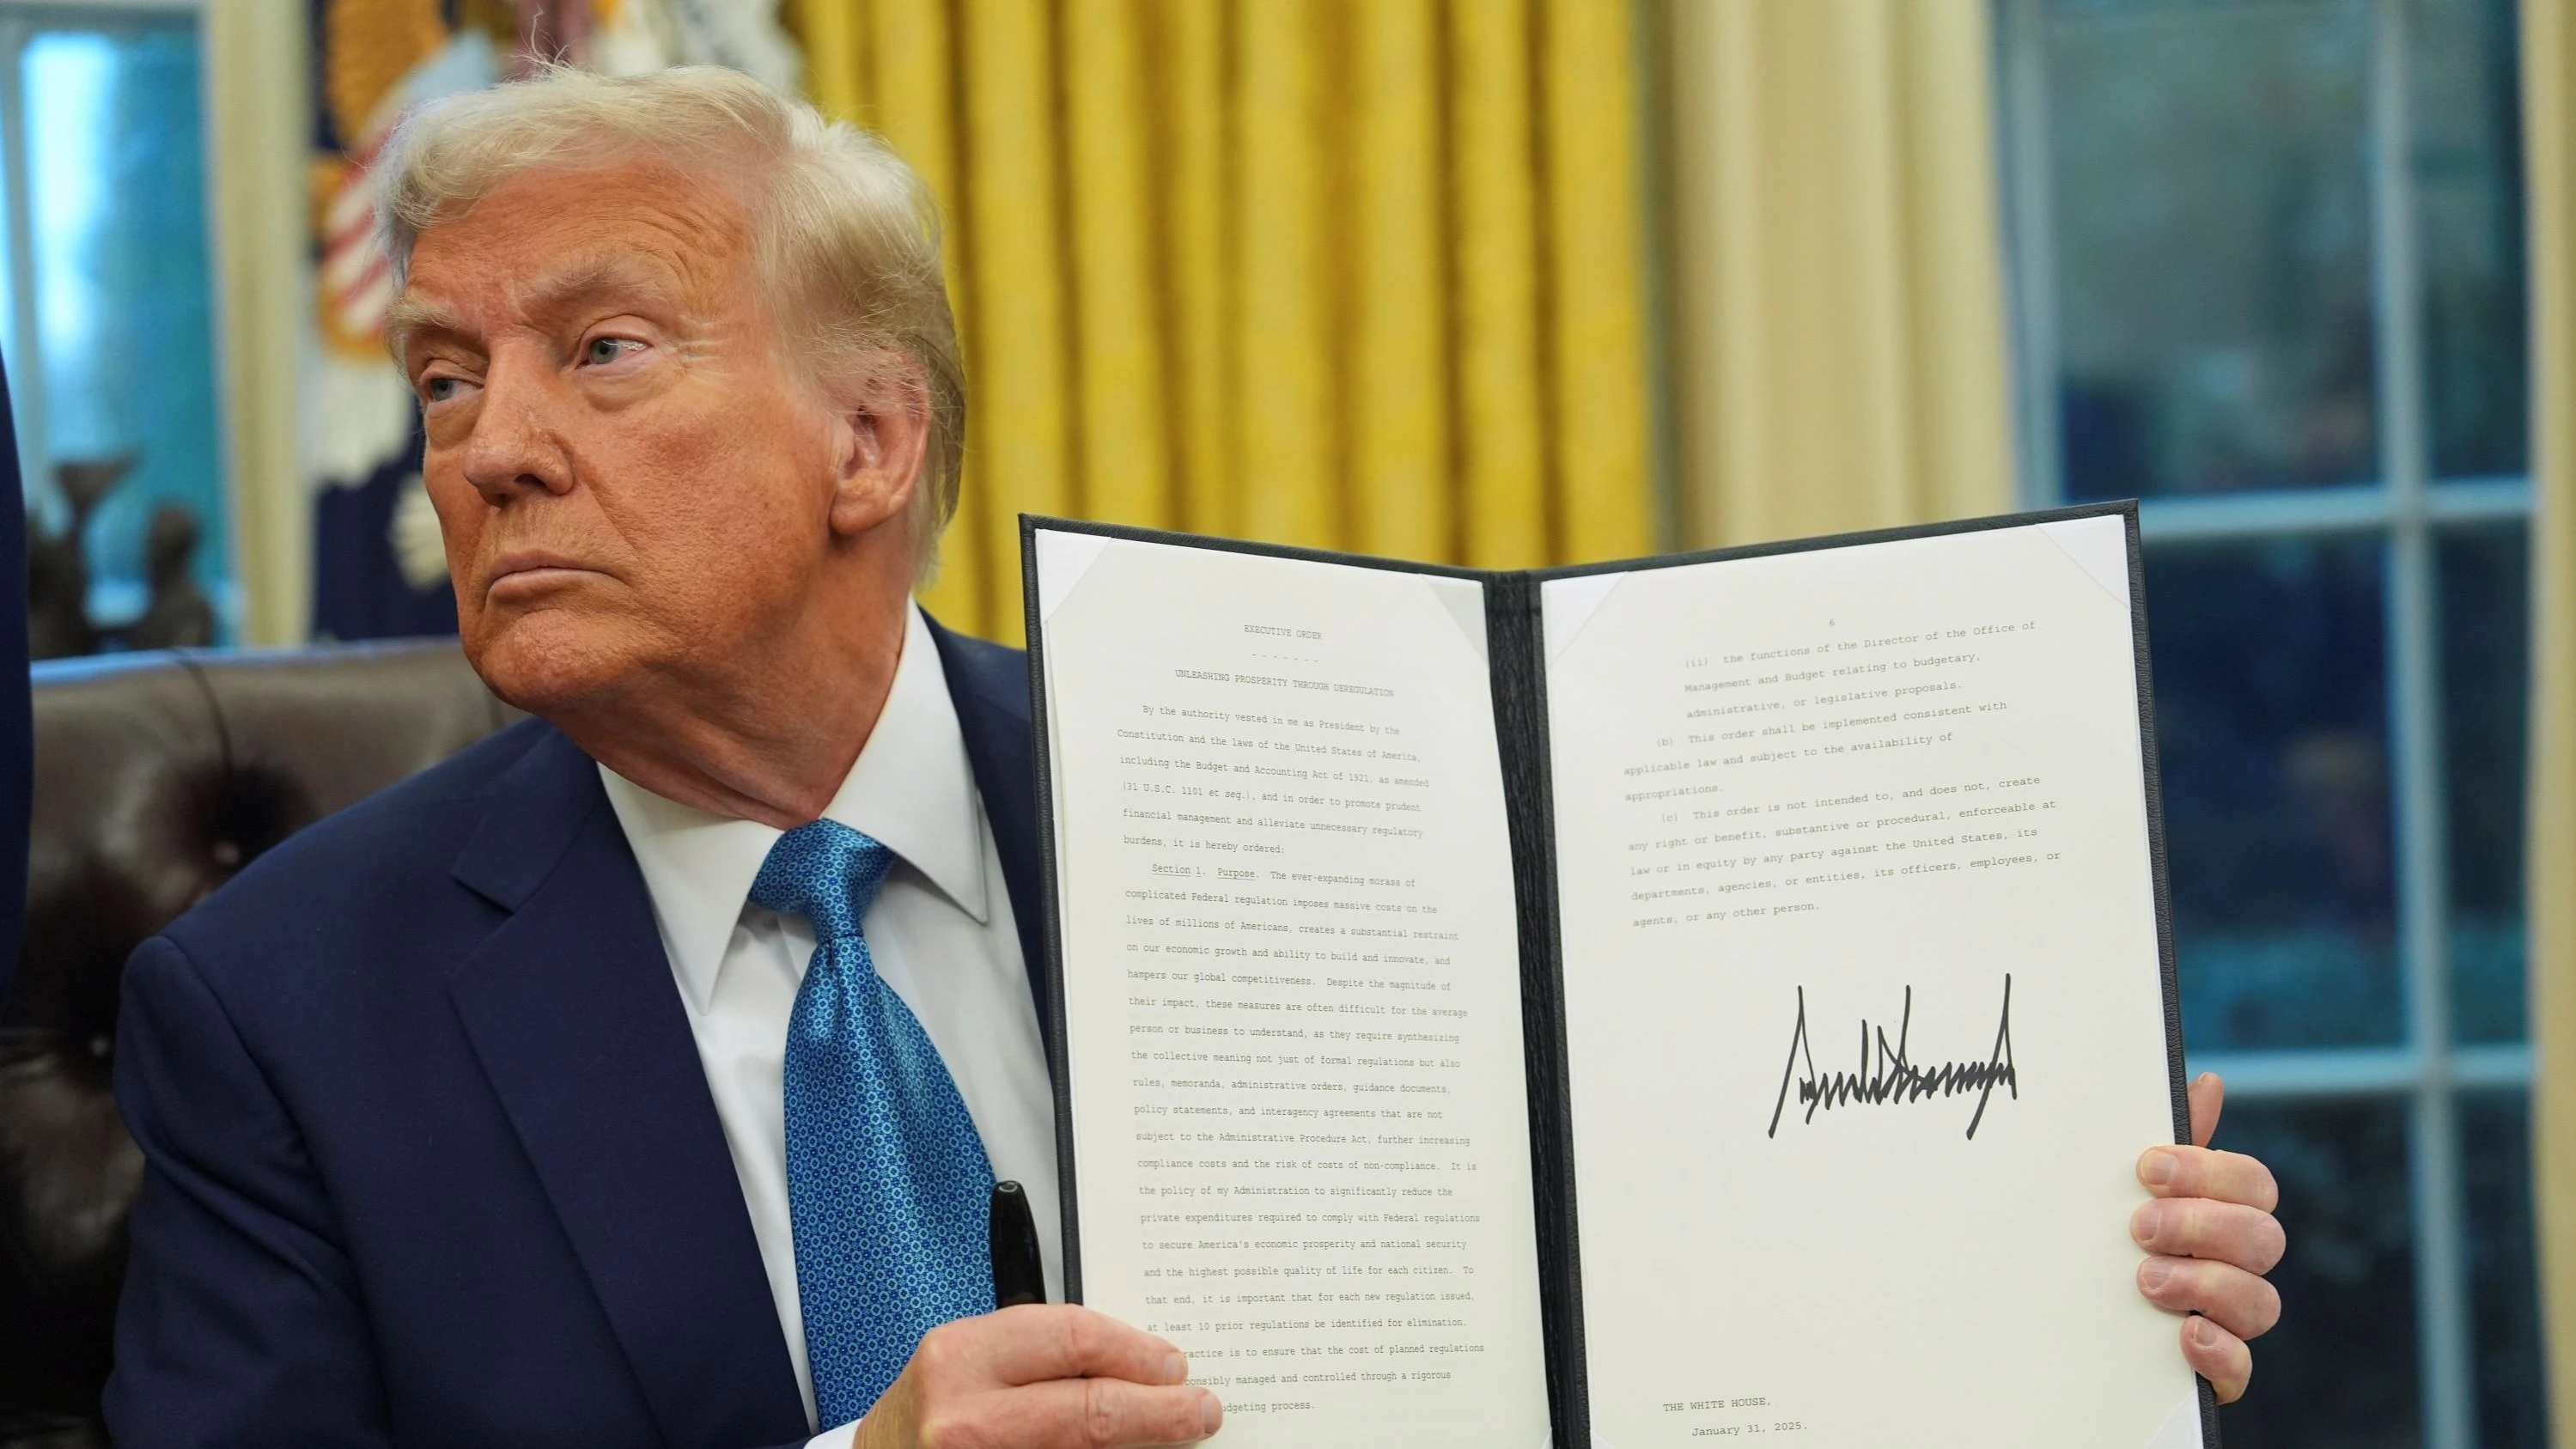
[{"left": 395, "top": 158, "right": 842, "bottom": 715}]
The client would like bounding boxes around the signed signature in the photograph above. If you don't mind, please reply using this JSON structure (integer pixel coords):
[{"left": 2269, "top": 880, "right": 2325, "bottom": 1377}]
[{"left": 1766, "top": 976, "right": 2018, "bottom": 1141}]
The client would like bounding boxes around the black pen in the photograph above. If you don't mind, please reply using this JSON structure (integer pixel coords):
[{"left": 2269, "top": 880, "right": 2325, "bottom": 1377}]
[{"left": 989, "top": 1180, "right": 1045, "bottom": 1309}]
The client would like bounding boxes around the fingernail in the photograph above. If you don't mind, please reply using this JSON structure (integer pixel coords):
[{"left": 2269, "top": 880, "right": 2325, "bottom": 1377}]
[
  {"left": 1164, "top": 1352, "right": 1189, "bottom": 1385},
  {"left": 2141, "top": 1150, "right": 2178, "bottom": 1188},
  {"left": 2132, "top": 1202, "right": 2164, "bottom": 1243},
  {"left": 2140, "top": 1258, "right": 2173, "bottom": 1292},
  {"left": 2191, "top": 1317, "right": 2223, "bottom": 1350},
  {"left": 1198, "top": 1390, "right": 1223, "bottom": 1435}
]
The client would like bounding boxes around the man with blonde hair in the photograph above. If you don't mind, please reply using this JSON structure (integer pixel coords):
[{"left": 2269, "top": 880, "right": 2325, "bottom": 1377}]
[{"left": 105, "top": 65, "right": 2283, "bottom": 1448}]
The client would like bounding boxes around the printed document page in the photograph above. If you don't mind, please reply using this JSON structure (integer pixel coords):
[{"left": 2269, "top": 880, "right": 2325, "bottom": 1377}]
[
  {"left": 1032, "top": 530, "right": 1551, "bottom": 1449},
  {"left": 1543, "top": 517, "right": 2200, "bottom": 1449}
]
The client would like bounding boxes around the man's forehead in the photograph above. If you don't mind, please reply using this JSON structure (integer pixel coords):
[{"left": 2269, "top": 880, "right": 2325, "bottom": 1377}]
[
  {"left": 397, "top": 163, "right": 751, "bottom": 325},
  {"left": 510, "top": 251, "right": 689, "bottom": 310}
]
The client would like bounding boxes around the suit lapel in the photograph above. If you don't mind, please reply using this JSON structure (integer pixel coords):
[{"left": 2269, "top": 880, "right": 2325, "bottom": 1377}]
[
  {"left": 445, "top": 728, "right": 809, "bottom": 1449},
  {"left": 926, "top": 618, "right": 1053, "bottom": 1067}
]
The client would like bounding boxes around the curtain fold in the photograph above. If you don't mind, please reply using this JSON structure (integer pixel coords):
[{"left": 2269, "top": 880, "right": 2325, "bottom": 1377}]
[
  {"left": 1156, "top": 0, "right": 1233, "bottom": 544},
  {"left": 1659, "top": 0, "right": 2016, "bottom": 546},
  {"left": 2522, "top": 2, "right": 2576, "bottom": 1439},
  {"left": 1452, "top": 0, "right": 1548, "bottom": 571},
  {"left": 958, "top": 0, "right": 1075, "bottom": 630},
  {"left": 1543, "top": 0, "right": 1655, "bottom": 563},
  {"left": 1064, "top": 0, "right": 1169, "bottom": 532},
  {"left": 783, "top": 0, "right": 1659, "bottom": 642},
  {"left": 1233, "top": 0, "right": 1339, "bottom": 555},
  {"left": 1349, "top": 0, "right": 1447, "bottom": 563}
]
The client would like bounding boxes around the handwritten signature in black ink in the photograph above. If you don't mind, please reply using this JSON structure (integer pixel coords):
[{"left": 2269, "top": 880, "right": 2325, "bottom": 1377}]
[{"left": 1766, "top": 976, "right": 2018, "bottom": 1142}]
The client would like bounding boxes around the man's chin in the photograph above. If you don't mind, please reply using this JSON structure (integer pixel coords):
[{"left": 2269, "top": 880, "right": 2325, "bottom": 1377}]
[{"left": 462, "top": 613, "right": 651, "bottom": 720}]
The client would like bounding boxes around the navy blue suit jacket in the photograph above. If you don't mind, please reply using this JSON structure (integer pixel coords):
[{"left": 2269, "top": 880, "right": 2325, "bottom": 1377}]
[{"left": 106, "top": 621, "right": 1050, "bottom": 1448}]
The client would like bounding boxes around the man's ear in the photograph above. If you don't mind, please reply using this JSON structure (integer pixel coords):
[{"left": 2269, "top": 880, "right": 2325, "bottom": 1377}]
[{"left": 826, "top": 352, "right": 931, "bottom": 542}]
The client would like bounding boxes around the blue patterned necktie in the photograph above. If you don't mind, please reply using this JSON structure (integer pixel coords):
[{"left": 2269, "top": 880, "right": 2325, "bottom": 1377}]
[{"left": 753, "top": 820, "right": 996, "bottom": 1426}]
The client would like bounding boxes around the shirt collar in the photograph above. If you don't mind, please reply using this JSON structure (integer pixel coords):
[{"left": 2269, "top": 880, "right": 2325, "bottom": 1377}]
[{"left": 599, "top": 604, "right": 991, "bottom": 1016}]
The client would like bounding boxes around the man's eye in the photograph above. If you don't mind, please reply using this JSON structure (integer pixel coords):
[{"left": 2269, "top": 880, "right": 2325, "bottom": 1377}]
[
  {"left": 424, "top": 377, "right": 460, "bottom": 402},
  {"left": 583, "top": 337, "right": 641, "bottom": 366}
]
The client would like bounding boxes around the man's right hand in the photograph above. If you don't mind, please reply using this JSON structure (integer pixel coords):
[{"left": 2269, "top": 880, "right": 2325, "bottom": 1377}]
[{"left": 856, "top": 1306, "right": 1223, "bottom": 1449}]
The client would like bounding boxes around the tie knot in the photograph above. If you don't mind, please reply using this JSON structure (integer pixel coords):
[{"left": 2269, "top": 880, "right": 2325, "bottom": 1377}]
[{"left": 750, "top": 819, "right": 896, "bottom": 941}]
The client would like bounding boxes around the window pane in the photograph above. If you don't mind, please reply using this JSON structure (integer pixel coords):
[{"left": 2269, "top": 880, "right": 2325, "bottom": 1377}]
[
  {"left": 2463, "top": 1091, "right": 2546, "bottom": 1447},
  {"left": 2042, "top": 0, "right": 2379, "bottom": 499},
  {"left": 2440, "top": 522, "right": 2529, "bottom": 1042},
  {"left": 2213, "top": 1098, "right": 2419, "bottom": 1449},
  {"left": 2147, "top": 539, "right": 2397, "bottom": 1048},
  {"left": 2409, "top": 0, "right": 2530, "bottom": 479},
  {"left": 21, "top": 26, "right": 228, "bottom": 647}
]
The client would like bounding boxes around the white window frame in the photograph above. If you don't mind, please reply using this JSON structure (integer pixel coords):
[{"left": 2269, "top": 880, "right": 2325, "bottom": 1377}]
[{"left": 1996, "top": 1, "right": 2537, "bottom": 1446}]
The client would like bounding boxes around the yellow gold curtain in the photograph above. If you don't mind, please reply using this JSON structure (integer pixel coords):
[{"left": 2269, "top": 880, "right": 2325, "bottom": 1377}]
[
  {"left": 786, "top": 0, "right": 1659, "bottom": 642},
  {"left": 1658, "top": 0, "right": 2017, "bottom": 545},
  {"left": 2521, "top": 1, "right": 2576, "bottom": 1436}
]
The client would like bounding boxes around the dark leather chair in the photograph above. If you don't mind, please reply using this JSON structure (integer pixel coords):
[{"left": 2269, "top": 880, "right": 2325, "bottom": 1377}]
[{"left": 0, "top": 643, "right": 515, "bottom": 1446}]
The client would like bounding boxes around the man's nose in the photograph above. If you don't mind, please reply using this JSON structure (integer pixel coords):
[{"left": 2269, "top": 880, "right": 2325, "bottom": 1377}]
[{"left": 458, "top": 356, "right": 575, "bottom": 503}]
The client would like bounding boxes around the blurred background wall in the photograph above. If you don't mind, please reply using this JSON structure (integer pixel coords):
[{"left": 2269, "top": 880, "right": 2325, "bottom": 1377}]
[{"left": 0, "top": 1, "right": 2567, "bottom": 1447}]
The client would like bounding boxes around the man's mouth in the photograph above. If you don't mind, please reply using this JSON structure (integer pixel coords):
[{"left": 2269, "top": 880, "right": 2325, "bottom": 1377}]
[{"left": 486, "top": 550, "right": 604, "bottom": 600}]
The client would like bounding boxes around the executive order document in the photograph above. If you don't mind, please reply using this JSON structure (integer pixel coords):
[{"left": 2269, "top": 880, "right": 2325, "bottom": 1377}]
[{"left": 1026, "top": 508, "right": 2203, "bottom": 1449}]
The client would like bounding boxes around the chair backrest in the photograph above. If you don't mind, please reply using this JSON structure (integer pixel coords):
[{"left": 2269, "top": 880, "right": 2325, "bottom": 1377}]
[{"left": 0, "top": 642, "right": 516, "bottom": 1441}]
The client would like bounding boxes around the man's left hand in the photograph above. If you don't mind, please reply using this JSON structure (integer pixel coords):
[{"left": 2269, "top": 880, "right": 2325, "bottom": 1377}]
[{"left": 2132, "top": 1072, "right": 2284, "bottom": 1403}]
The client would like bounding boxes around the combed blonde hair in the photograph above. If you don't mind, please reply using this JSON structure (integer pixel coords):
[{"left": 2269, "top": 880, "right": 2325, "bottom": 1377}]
[{"left": 376, "top": 64, "right": 965, "bottom": 580}]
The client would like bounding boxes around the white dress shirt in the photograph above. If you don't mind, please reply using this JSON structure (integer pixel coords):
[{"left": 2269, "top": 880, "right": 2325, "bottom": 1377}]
[{"left": 600, "top": 604, "right": 1063, "bottom": 1445}]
